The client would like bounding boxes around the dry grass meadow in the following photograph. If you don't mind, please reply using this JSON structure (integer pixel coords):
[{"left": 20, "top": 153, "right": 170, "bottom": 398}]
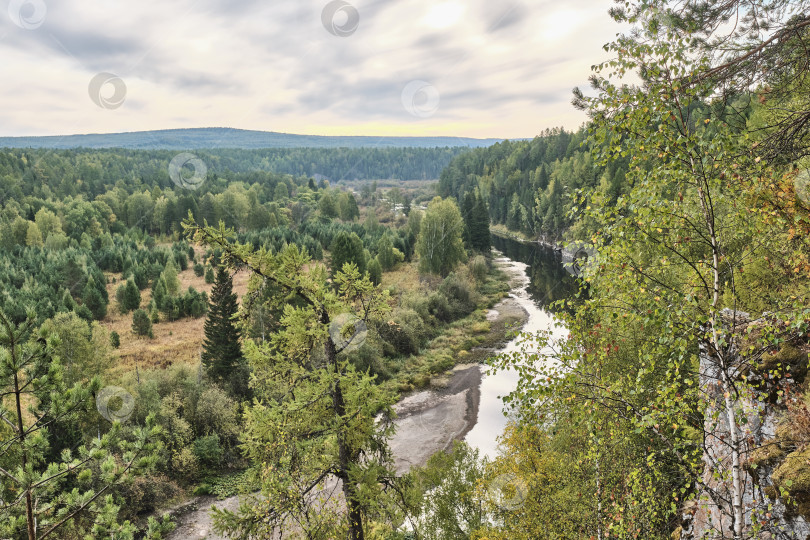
[{"left": 101, "top": 247, "right": 250, "bottom": 376}]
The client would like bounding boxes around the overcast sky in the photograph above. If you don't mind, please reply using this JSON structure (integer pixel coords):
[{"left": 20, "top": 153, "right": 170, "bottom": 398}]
[{"left": 0, "top": 0, "right": 620, "bottom": 139}]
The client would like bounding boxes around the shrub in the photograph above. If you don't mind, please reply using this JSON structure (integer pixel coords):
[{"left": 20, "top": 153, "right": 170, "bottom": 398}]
[
  {"left": 193, "top": 263, "right": 205, "bottom": 277},
  {"left": 173, "top": 447, "right": 198, "bottom": 480},
  {"left": 439, "top": 273, "right": 476, "bottom": 319},
  {"left": 204, "top": 267, "right": 215, "bottom": 284},
  {"left": 470, "top": 255, "right": 488, "bottom": 283},
  {"left": 132, "top": 309, "right": 152, "bottom": 337},
  {"left": 374, "top": 308, "right": 428, "bottom": 356},
  {"left": 193, "top": 434, "right": 223, "bottom": 469},
  {"left": 110, "top": 331, "right": 120, "bottom": 348}
]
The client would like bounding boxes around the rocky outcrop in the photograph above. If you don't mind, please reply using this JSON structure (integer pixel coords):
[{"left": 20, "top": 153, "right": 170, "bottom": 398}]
[{"left": 679, "top": 313, "right": 810, "bottom": 539}]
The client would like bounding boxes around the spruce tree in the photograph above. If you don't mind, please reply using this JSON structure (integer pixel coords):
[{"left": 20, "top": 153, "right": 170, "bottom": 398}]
[
  {"left": 471, "top": 195, "right": 491, "bottom": 252},
  {"left": 462, "top": 191, "right": 475, "bottom": 248},
  {"left": 82, "top": 276, "right": 107, "bottom": 320},
  {"left": 122, "top": 278, "right": 141, "bottom": 312},
  {"left": 330, "top": 231, "right": 366, "bottom": 277},
  {"left": 151, "top": 276, "right": 167, "bottom": 311},
  {"left": 201, "top": 267, "right": 244, "bottom": 394},
  {"left": 132, "top": 309, "right": 152, "bottom": 337}
]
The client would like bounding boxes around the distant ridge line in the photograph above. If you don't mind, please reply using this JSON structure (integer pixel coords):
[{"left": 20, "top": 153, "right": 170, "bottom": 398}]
[{"left": 0, "top": 127, "right": 513, "bottom": 150}]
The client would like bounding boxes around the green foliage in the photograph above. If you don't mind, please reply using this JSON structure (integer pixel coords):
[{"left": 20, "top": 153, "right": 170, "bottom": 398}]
[
  {"left": 0, "top": 310, "right": 159, "bottom": 539},
  {"left": 367, "top": 257, "right": 382, "bottom": 285},
  {"left": 376, "top": 234, "right": 403, "bottom": 271},
  {"left": 318, "top": 190, "right": 338, "bottom": 218},
  {"left": 122, "top": 278, "right": 141, "bottom": 312},
  {"left": 132, "top": 309, "right": 152, "bottom": 337},
  {"left": 403, "top": 442, "right": 488, "bottom": 539},
  {"left": 193, "top": 434, "right": 223, "bottom": 468},
  {"left": 201, "top": 267, "right": 246, "bottom": 397},
  {"left": 162, "top": 258, "right": 180, "bottom": 296},
  {"left": 469, "top": 255, "right": 488, "bottom": 283},
  {"left": 330, "top": 230, "right": 367, "bottom": 277},
  {"left": 339, "top": 192, "right": 360, "bottom": 221},
  {"left": 187, "top": 220, "right": 396, "bottom": 539},
  {"left": 82, "top": 275, "right": 108, "bottom": 320},
  {"left": 110, "top": 330, "right": 120, "bottom": 348},
  {"left": 39, "top": 311, "right": 111, "bottom": 385},
  {"left": 416, "top": 197, "right": 466, "bottom": 276}
]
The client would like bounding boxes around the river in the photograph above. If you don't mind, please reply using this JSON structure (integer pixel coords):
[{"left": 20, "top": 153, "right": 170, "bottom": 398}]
[{"left": 464, "top": 235, "right": 576, "bottom": 458}]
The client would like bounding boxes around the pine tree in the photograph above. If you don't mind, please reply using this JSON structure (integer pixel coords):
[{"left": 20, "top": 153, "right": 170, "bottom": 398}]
[
  {"left": 345, "top": 193, "right": 360, "bottom": 220},
  {"left": 201, "top": 267, "right": 245, "bottom": 394},
  {"left": 132, "top": 309, "right": 152, "bottom": 337},
  {"left": 82, "top": 276, "right": 107, "bottom": 320},
  {"left": 151, "top": 276, "right": 167, "bottom": 310},
  {"left": 330, "top": 231, "right": 366, "bottom": 277},
  {"left": 367, "top": 257, "right": 383, "bottom": 285},
  {"left": 0, "top": 310, "right": 157, "bottom": 539},
  {"left": 122, "top": 278, "right": 141, "bottom": 312}
]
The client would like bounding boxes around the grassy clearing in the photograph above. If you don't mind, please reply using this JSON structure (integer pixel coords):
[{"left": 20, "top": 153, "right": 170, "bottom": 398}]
[{"left": 101, "top": 246, "right": 250, "bottom": 376}]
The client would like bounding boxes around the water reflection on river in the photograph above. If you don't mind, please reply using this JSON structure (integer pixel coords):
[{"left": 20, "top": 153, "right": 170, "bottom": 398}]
[{"left": 464, "top": 235, "right": 578, "bottom": 459}]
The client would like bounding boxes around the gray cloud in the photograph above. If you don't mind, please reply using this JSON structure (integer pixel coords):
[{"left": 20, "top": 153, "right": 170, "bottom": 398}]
[{"left": 0, "top": 0, "right": 619, "bottom": 137}]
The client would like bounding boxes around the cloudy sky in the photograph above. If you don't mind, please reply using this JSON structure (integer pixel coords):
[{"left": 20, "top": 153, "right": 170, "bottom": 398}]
[{"left": 0, "top": 0, "right": 620, "bottom": 139}]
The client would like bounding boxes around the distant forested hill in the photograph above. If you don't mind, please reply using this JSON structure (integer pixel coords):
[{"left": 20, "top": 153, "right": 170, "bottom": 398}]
[
  {"left": 0, "top": 127, "right": 505, "bottom": 150},
  {"left": 0, "top": 146, "right": 478, "bottom": 183}
]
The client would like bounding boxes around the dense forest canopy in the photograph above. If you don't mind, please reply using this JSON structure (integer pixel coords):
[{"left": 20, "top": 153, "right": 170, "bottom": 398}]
[{"left": 439, "top": 127, "right": 629, "bottom": 243}]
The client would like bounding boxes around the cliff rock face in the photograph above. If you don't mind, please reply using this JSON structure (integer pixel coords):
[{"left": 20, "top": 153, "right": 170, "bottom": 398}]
[{"left": 680, "top": 315, "right": 810, "bottom": 539}]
